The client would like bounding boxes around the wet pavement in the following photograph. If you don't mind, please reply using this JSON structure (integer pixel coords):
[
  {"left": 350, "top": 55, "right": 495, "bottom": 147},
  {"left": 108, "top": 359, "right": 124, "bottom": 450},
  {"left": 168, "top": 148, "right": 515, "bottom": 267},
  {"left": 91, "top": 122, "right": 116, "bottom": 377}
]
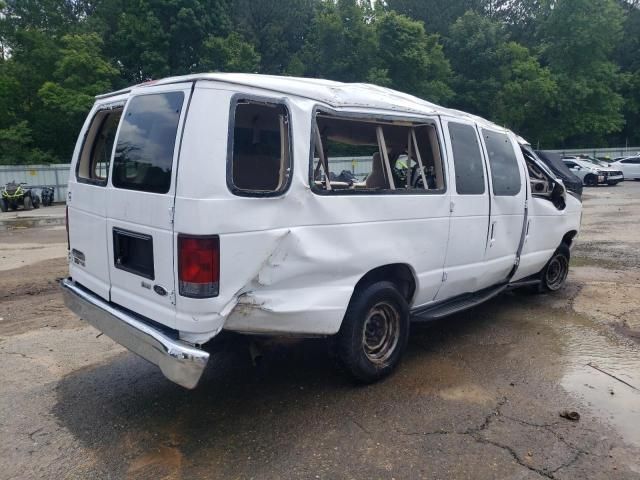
[{"left": 1, "top": 184, "right": 640, "bottom": 479}]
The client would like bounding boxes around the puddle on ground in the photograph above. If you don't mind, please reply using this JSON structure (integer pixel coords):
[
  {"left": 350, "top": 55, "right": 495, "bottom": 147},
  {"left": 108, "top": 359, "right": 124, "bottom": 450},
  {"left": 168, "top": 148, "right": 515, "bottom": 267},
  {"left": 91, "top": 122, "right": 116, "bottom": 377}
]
[
  {"left": 555, "top": 312, "right": 640, "bottom": 448},
  {"left": 0, "top": 217, "right": 65, "bottom": 231}
]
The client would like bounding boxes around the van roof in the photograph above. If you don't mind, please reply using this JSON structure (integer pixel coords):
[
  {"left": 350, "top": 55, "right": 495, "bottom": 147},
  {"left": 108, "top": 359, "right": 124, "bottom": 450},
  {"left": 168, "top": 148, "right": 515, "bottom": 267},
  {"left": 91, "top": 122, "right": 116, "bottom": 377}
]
[{"left": 97, "top": 73, "right": 506, "bottom": 132}]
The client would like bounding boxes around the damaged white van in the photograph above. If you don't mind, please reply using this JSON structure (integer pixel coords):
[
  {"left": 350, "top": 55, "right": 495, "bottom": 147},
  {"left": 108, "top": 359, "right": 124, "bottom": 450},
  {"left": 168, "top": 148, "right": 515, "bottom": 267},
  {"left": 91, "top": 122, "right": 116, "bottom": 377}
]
[{"left": 61, "top": 74, "right": 582, "bottom": 389}]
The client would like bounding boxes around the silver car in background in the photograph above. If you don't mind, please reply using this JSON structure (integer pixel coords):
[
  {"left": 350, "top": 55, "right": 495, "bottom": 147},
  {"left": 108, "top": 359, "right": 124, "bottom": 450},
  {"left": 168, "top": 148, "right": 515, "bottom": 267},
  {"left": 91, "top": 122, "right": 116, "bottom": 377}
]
[{"left": 563, "top": 156, "right": 624, "bottom": 186}]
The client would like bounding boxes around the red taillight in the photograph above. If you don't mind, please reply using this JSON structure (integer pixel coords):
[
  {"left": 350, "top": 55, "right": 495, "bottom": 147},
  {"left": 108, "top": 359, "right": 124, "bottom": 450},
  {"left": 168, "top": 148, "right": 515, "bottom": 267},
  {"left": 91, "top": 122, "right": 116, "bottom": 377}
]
[
  {"left": 178, "top": 235, "right": 220, "bottom": 298},
  {"left": 65, "top": 206, "right": 70, "bottom": 250}
]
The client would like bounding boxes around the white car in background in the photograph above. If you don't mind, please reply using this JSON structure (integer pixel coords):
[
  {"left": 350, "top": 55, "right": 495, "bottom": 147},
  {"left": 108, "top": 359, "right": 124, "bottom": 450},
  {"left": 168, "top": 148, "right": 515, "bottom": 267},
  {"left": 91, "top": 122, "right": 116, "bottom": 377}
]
[
  {"left": 609, "top": 156, "right": 640, "bottom": 180},
  {"left": 563, "top": 156, "right": 624, "bottom": 186}
]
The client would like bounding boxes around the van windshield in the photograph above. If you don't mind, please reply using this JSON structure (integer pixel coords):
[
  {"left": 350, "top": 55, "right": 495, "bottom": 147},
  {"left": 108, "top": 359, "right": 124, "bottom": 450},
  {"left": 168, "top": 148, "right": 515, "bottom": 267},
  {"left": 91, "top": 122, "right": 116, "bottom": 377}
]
[{"left": 112, "top": 92, "right": 184, "bottom": 194}]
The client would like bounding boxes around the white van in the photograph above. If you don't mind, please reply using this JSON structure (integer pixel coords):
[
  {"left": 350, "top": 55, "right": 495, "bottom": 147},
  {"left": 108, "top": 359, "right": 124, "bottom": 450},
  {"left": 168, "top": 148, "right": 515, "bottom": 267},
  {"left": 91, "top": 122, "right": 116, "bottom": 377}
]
[{"left": 61, "top": 74, "right": 582, "bottom": 388}]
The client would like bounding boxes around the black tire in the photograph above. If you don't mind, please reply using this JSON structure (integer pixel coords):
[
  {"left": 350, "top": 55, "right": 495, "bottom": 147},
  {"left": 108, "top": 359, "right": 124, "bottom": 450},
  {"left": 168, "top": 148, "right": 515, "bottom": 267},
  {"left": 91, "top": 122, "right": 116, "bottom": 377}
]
[
  {"left": 337, "top": 281, "right": 410, "bottom": 383},
  {"left": 607, "top": 181, "right": 619, "bottom": 186},
  {"left": 23, "top": 196, "right": 33, "bottom": 210},
  {"left": 539, "top": 244, "right": 570, "bottom": 292},
  {"left": 584, "top": 174, "right": 597, "bottom": 186},
  {"left": 32, "top": 195, "right": 40, "bottom": 209},
  {"left": 0, "top": 199, "right": 7, "bottom": 213}
]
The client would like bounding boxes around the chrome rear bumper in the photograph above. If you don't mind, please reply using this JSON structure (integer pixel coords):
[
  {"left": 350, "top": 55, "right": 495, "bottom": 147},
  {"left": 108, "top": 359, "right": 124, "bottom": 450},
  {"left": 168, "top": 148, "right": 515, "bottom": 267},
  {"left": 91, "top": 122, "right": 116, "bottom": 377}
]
[{"left": 61, "top": 278, "right": 209, "bottom": 389}]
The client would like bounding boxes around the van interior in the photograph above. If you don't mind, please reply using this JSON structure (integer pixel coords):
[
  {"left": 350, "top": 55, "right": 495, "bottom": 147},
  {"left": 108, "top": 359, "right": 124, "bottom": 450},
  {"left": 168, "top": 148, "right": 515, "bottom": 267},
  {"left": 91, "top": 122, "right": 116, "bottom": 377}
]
[{"left": 313, "top": 113, "right": 445, "bottom": 192}]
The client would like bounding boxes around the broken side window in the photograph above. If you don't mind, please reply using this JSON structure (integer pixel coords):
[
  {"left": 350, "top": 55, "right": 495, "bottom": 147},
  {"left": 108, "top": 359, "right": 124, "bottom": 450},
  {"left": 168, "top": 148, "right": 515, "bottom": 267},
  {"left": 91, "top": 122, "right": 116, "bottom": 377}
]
[
  {"left": 312, "top": 113, "right": 445, "bottom": 193},
  {"left": 229, "top": 100, "right": 291, "bottom": 196},
  {"left": 77, "top": 107, "right": 123, "bottom": 185},
  {"left": 522, "top": 145, "right": 566, "bottom": 210}
]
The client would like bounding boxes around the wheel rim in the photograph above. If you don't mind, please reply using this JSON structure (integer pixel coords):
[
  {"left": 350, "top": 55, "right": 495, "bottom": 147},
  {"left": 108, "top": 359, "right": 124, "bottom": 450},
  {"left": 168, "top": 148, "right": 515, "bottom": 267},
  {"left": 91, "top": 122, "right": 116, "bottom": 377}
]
[
  {"left": 545, "top": 255, "right": 568, "bottom": 291},
  {"left": 362, "top": 301, "right": 400, "bottom": 365}
]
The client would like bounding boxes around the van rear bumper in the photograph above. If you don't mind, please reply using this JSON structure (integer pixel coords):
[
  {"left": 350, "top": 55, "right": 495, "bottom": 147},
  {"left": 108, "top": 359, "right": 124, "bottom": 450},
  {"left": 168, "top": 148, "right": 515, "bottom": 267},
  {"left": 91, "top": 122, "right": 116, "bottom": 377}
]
[{"left": 61, "top": 278, "right": 209, "bottom": 389}]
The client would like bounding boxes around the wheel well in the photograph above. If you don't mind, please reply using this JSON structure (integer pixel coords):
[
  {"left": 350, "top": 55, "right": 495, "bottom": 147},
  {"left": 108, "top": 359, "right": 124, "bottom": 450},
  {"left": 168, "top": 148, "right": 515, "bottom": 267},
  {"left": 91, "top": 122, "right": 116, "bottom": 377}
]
[
  {"left": 562, "top": 230, "right": 577, "bottom": 248},
  {"left": 353, "top": 264, "right": 417, "bottom": 304}
]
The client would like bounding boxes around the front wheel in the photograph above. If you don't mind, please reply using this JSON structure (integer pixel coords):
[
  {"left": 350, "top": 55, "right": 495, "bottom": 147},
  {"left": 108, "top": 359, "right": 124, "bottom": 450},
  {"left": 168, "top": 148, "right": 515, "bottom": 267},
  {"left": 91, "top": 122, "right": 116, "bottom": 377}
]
[
  {"left": 337, "top": 281, "right": 409, "bottom": 383},
  {"left": 539, "top": 244, "right": 570, "bottom": 292},
  {"left": 0, "top": 198, "right": 7, "bottom": 212},
  {"left": 584, "top": 174, "right": 597, "bottom": 186},
  {"left": 23, "top": 196, "right": 33, "bottom": 210}
]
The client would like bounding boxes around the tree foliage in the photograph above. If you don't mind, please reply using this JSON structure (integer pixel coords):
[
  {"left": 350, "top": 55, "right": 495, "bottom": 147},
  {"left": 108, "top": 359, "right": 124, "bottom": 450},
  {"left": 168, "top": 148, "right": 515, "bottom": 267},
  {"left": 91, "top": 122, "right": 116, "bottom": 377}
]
[{"left": 0, "top": 0, "right": 638, "bottom": 164}]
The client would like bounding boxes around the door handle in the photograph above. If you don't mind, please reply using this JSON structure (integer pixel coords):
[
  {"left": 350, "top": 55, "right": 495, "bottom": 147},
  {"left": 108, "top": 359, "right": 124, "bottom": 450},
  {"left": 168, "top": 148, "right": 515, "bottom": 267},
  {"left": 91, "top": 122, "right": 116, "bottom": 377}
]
[{"left": 489, "top": 221, "right": 497, "bottom": 247}]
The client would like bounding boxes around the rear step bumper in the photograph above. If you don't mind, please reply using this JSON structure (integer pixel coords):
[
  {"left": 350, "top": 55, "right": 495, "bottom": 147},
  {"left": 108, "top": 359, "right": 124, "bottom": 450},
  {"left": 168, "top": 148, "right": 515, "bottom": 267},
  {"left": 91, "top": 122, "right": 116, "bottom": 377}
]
[{"left": 60, "top": 278, "right": 209, "bottom": 389}]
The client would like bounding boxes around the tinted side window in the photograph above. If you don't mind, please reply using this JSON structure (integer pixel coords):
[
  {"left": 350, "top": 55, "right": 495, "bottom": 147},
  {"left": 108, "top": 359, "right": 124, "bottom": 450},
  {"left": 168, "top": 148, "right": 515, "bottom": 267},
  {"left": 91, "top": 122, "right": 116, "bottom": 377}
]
[
  {"left": 482, "top": 130, "right": 521, "bottom": 196},
  {"left": 229, "top": 101, "right": 291, "bottom": 195},
  {"left": 112, "top": 92, "right": 184, "bottom": 194},
  {"left": 77, "top": 108, "right": 122, "bottom": 185},
  {"left": 448, "top": 123, "right": 485, "bottom": 195}
]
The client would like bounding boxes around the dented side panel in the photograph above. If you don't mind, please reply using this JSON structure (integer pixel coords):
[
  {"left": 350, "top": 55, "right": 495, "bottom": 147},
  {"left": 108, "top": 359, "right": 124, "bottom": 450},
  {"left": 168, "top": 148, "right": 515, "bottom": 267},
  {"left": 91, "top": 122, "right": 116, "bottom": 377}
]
[
  {"left": 173, "top": 86, "right": 451, "bottom": 341},
  {"left": 223, "top": 217, "right": 450, "bottom": 335}
]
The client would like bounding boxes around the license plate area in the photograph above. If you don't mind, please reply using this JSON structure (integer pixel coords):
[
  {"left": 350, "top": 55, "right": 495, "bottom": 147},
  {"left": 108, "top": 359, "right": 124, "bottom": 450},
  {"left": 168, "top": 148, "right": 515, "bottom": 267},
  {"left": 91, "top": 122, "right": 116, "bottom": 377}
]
[{"left": 113, "top": 228, "right": 155, "bottom": 280}]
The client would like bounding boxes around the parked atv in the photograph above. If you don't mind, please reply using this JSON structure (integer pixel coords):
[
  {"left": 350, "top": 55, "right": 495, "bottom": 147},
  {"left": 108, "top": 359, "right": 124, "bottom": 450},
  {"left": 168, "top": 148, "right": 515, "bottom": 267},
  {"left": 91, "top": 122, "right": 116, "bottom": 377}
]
[
  {"left": 0, "top": 182, "right": 41, "bottom": 212},
  {"left": 40, "top": 186, "right": 55, "bottom": 207}
]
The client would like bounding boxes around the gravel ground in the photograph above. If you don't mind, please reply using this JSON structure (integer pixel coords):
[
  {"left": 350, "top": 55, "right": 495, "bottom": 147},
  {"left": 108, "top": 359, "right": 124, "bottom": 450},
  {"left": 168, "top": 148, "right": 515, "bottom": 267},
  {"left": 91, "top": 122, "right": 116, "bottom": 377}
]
[{"left": 0, "top": 185, "right": 639, "bottom": 479}]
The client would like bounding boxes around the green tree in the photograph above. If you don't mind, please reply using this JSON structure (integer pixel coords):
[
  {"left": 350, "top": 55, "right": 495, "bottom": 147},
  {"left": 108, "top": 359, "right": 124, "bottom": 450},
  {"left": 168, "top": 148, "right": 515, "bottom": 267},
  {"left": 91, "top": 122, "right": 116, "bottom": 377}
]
[
  {"left": 446, "top": 12, "right": 508, "bottom": 115},
  {"left": 538, "top": 0, "right": 625, "bottom": 146},
  {"left": 94, "top": 0, "right": 232, "bottom": 82},
  {"left": 232, "top": 0, "right": 315, "bottom": 74},
  {"left": 384, "top": 0, "right": 487, "bottom": 36},
  {"left": 492, "top": 41, "right": 557, "bottom": 144},
  {"left": 375, "top": 12, "right": 452, "bottom": 103},
  {"left": 294, "top": 0, "right": 378, "bottom": 82},
  {"left": 36, "top": 33, "right": 117, "bottom": 161},
  {"left": 446, "top": 12, "right": 557, "bottom": 144},
  {"left": 199, "top": 32, "right": 260, "bottom": 72},
  {"left": 0, "top": 121, "right": 53, "bottom": 164}
]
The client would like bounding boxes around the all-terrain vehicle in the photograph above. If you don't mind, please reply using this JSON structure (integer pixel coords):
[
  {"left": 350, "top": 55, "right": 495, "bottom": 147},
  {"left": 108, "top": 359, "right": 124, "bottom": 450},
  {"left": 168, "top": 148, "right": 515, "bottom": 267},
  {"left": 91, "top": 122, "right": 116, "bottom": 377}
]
[
  {"left": 39, "top": 186, "right": 55, "bottom": 206},
  {"left": 0, "top": 181, "right": 41, "bottom": 212}
]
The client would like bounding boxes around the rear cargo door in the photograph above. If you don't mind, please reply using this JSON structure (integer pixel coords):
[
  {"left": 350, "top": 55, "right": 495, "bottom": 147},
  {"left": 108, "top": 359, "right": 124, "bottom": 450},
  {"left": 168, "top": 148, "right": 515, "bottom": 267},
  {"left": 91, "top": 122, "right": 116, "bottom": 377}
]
[
  {"left": 68, "top": 96, "right": 126, "bottom": 300},
  {"left": 106, "top": 83, "right": 192, "bottom": 328}
]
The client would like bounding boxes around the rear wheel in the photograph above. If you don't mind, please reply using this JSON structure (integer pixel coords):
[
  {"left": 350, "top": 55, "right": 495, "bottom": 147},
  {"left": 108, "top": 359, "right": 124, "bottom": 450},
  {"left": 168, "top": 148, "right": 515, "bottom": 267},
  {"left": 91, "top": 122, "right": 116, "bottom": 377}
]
[
  {"left": 584, "top": 174, "right": 597, "bottom": 186},
  {"left": 23, "top": 196, "right": 33, "bottom": 210},
  {"left": 32, "top": 194, "right": 40, "bottom": 209},
  {"left": 539, "top": 244, "right": 570, "bottom": 292},
  {"left": 337, "top": 281, "right": 409, "bottom": 383}
]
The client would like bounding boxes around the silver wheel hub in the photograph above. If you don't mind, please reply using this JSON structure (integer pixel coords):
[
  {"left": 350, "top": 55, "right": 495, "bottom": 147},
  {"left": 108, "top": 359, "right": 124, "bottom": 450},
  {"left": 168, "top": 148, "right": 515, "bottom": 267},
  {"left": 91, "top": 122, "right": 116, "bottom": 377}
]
[
  {"left": 362, "top": 301, "right": 400, "bottom": 365},
  {"left": 546, "top": 255, "right": 568, "bottom": 290}
]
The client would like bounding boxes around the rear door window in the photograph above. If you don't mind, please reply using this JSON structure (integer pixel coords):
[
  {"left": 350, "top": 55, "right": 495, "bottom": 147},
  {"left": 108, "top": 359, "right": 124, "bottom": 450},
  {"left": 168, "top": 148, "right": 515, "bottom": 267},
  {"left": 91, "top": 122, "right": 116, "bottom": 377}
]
[
  {"left": 482, "top": 130, "right": 521, "bottom": 196},
  {"left": 448, "top": 122, "right": 485, "bottom": 195},
  {"left": 77, "top": 108, "right": 123, "bottom": 185},
  {"left": 112, "top": 92, "right": 184, "bottom": 194}
]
